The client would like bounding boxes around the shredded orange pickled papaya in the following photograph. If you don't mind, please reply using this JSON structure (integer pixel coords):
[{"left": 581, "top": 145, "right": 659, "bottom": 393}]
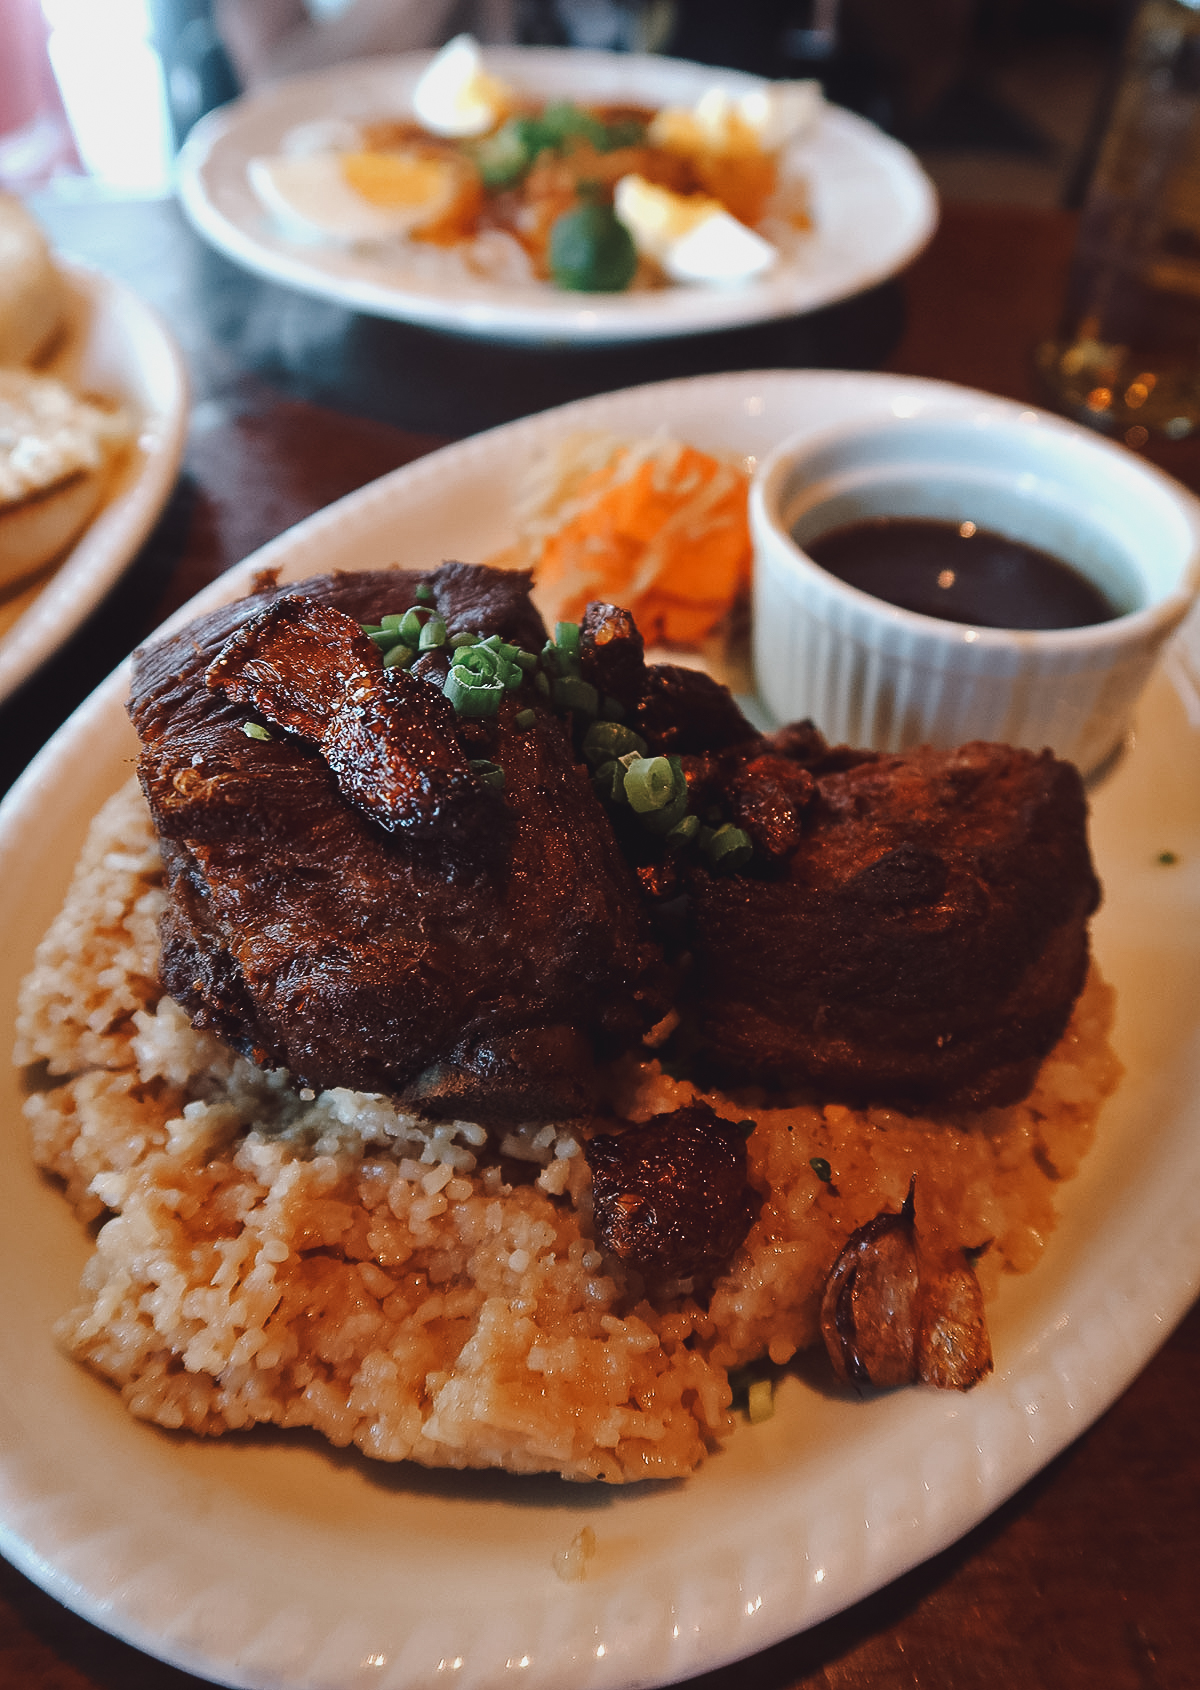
[{"left": 528, "top": 437, "right": 752, "bottom": 645}]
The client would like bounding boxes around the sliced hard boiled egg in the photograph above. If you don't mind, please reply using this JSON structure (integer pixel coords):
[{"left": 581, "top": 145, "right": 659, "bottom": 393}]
[
  {"left": 279, "top": 117, "right": 366, "bottom": 158},
  {"left": 649, "top": 80, "right": 822, "bottom": 159},
  {"left": 248, "top": 150, "right": 466, "bottom": 242},
  {"left": 614, "top": 175, "right": 777, "bottom": 285},
  {"left": 737, "top": 81, "right": 823, "bottom": 150},
  {"left": 411, "top": 33, "right": 512, "bottom": 138}
]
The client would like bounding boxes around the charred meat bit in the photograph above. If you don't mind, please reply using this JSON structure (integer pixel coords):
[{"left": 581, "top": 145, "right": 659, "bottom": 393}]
[
  {"left": 585, "top": 1101, "right": 759, "bottom": 1282},
  {"left": 577, "top": 599, "right": 760, "bottom": 755},
  {"left": 579, "top": 601, "right": 646, "bottom": 711},
  {"left": 635, "top": 661, "right": 761, "bottom": 756},
  {"left": 820, "top": 1183, "right": 993, "bottom": 1392},
  {"left": 206, "top": 595, "right": 508, "bottom": 868},
  {"left": 725, "top": 753, "right": 817, "bottom": 861}
]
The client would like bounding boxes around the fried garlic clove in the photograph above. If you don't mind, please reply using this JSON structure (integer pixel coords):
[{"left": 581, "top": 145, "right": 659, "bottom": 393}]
[
  {"left": 820, "top": 1182, "right": 993, "bottom": 1392},
  {"left": 916, "top": 1258, "right": 993, "bottom": 1390},
  {"left": 819, "top": 1183, "right": 921, "bottom": 1389}
]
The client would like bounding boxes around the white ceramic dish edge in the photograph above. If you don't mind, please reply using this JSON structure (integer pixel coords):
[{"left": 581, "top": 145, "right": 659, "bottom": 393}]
[
  {"left": 0, "top": 261, "right": 190, "bottom": 705},
  {"left": 748, "top": 405, "right": 1200, "bottom": 771}
]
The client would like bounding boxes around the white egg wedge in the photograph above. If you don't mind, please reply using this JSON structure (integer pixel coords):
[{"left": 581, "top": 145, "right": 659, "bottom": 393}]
[
  {"left": 649, "top": 80, "right": 823, "bottom": 157},
  {"left": 614, "top": 175, "right": 777, "bottom": 285},
  {"left": 411, "top": 33, "right": 512, "bottom": 139},
  {"left": 248, "top": 150, "right": 468, "bottom": 243}
]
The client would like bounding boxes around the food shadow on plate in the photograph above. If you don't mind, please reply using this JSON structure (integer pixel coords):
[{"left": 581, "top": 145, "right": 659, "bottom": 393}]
[
  {"left": 141, "top": 1416, "right": 676, "bottom": 1508},
  {"left": 1082, "top": 733, "right": 1131, "bottom": 790}
]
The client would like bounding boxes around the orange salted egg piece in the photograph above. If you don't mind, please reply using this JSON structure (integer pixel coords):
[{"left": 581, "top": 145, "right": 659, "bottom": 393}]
[
  {"left": 340, "top": 151, "right": 482, "bottom": 242},
  {"left": 248, "top": 148, "right": 480, "bottom": 243}
]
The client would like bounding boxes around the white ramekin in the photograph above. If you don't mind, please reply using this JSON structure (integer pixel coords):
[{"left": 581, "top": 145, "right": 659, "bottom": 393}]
[{"left": 749, "top": 407, "right": 1200, "bottom": 774}]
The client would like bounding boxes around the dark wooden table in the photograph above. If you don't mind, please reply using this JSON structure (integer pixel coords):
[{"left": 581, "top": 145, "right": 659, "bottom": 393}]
[{"left": 2, "top": 193, "right": 1198, "bottom": 1690}]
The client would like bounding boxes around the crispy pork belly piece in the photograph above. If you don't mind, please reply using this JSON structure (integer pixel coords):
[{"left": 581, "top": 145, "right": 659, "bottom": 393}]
[
  {"left": 685, "top": 740, "right": 1101, "bottom": 1109},
  {"left": 129, "top": 565, "right": 668, "bottom": 1120},
  {"left": 585, "top": 1101, "right": 759, "bottom": 1282}
]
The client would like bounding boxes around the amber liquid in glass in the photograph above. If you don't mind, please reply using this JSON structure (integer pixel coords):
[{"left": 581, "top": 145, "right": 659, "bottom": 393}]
[{"left": 1038, "top": 0, "right": 1200, "bottom": 442}]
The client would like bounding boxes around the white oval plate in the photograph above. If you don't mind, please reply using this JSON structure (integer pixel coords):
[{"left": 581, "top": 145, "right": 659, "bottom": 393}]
[
  {"left": 2, "top": 370, "right": 1198, "bottom": 1690},
  {"left": 0, "top": 261, "right": 189, "bottom": 704},
  {"left": 176, "top": 48, "right": 937, "bottom": 345}
]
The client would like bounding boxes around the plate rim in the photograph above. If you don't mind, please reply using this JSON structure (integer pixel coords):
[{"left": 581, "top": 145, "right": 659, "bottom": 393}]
[
  {"left": 0, "top": 259, "right": 190, "bottom": 705},
  {"left": 2, "top": 366, "right": 1198, "bottom": 1690}
]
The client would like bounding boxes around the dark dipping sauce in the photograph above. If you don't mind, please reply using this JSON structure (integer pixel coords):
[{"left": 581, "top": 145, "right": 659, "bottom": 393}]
[{"left": 802, "top": 516, "right": 1121, "bottom": 630}]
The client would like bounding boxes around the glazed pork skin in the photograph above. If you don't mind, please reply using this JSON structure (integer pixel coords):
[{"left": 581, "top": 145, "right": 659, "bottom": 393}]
[
  {"left": 685, "top": 739, "right": 1101, "bottom": 1110},
  {"left": 129, "top": 566, "right": 668, "bottom": 1121}
]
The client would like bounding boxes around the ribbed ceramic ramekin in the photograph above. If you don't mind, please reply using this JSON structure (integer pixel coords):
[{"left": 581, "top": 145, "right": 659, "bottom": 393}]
[{"left": 749, "top": 407, "right": 1200, "bottom": 773}]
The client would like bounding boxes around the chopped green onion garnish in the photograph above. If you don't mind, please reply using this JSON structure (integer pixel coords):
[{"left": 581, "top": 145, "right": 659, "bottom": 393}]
[
  {"left": 515, "top": 707, "right": 536, "bottom": 729},
  {"left": 415, "top": 583, "right": 435, "bottom": 603},
  {"left": 747, "top": 1379, "right": 775, "bottom": 1424},
  {"left": 664, "top": 815, "right": 697, "bottom": 849},
  {"left": 468, "top": 758, "right": 505, "bottom": 788},
  {"left": 242, "top": 721, "right": 272, "bottom": 741},
  {"left": 540, "top": 640, "right": 568, "bottom": 677},
  {"left": 665, "top": 812, "right": 700, "bottom": 850},
  {"left": 555, "top": 620, "right": 581, "bottom": 657},
  {"left": 592, "top": 760, "right": 623, "bottom": 803},
  {"left": 442, "top": 639, "right": 526, "bottom": 717},
  {"left": 581, "top": 720, "right": 647, "bottom": 766},
  {"left": 641, "top": 788, "right": 689, "bottom": 836},
  {"left": 380, "top": 613, "right": 405, "bottom": 631},
  {"left": 449, "top": 630, "right": 479, "bottom": 649},
  {"left": 473, "top": 117, "right": 535, "bottom": 188},
  {"left": 398, "top": 606, "right": 429, "bottom": 645},
  {"left": 810, "top": 1156, "right": 832, "bottom": 1182},
  {"left": 368, "top": 629, "right": 399, "bottom": 651},
  {"left": 702, "top": 823, "right": 753, "bottom": 872},
  {"left": 383, "top": 644, "right": 416, "bottom": 669},
  {"left": 443, "top": 669, "right": 503, "bottom": 716},
  {"left": 418, "top": 615, "right": 447, "bottom": 650},
  {"left": 552, "top": 676, "right": 598, "bottom": 716},
  {"left": 623, "top": 755, "right": 675, "bottom": 814}
]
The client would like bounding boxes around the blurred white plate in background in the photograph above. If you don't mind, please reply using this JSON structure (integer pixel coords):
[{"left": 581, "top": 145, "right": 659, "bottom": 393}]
[{"left": 177, "top": 48, "right": 937, "bottom": 344}]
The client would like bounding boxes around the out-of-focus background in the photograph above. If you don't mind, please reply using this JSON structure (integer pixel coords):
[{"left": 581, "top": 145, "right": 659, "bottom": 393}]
[{"left": 0, "top": 0, "right": 1130, "bottom": 209}]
